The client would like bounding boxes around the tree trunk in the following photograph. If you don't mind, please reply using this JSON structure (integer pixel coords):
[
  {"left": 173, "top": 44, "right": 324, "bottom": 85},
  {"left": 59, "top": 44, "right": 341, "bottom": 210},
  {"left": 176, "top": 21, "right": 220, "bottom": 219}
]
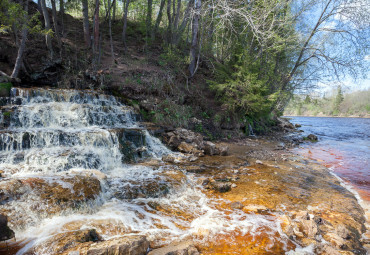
[
  {"left": 146, "top": 0, "right": 153, "bottom": 43},
  {"left": 93, "top": 0, "right": 99, "bottom": 51},
  {"left": 51, "top": 0, "right": 62, "bottom": 52},
  {"left": 166, "top": 0, "right": 172, "bottom": 44},
  {"left": 82, "top": 0, "right": 90, "bottom": 47},
  {"left": 151, "top": 0, "right": 165, "bottom": 41},
  {"left": 11, "top": 0, "right": 28, "bottom": 79},
  {"left": 112, "top": 0, "right": 116, "bottom": 22},
  {"left": 41, "top": 0, "right": 54, "bottom": 59},
  {"left": 174, "top": 0, "right": 193, "bottom": 45},
  {"left": 59, "top": 0, "right": 64, "bottom": 35},
  {"left": 189, "top": 0, "right": 201, "bottom": 77},
  {"left": 36, "top": 0, "right": 43, "bottom": 15},
  {"left": 122, "top": 0, "right": 130, "bottom": 52},
  {"left": 108, "top": 0, "right": 114, "bottom": 62}
]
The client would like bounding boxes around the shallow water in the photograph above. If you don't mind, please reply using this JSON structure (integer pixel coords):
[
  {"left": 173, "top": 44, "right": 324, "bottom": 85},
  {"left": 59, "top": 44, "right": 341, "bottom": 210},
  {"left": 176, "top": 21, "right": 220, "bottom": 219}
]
[{"left": 287, "top": 117, "right": 370, "bottom": 203}]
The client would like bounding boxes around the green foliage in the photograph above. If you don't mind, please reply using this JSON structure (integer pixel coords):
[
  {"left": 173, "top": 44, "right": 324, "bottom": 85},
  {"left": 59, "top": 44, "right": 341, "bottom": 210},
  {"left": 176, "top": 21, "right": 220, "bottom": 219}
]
[
  {"left": 2, "top": 111, "right": 11, "bottom": 117},
  {"left": 158, "top": 47, "right": 187, "bottom": 73},
  {"left": 0, "top": 82, "right": 12, "bottom": 90},
  {"left": 210, "top": 53, "right": 278, "bottom": 119},
  {"left": 0, "top": 1, "right": 44, "bottom": 35}
]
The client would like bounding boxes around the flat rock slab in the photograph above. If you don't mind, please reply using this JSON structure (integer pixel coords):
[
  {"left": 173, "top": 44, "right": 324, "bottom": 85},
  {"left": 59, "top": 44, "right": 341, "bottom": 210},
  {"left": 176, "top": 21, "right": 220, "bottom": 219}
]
[{"left": 148, "top": 241, "right": 199, "bottom": 255}]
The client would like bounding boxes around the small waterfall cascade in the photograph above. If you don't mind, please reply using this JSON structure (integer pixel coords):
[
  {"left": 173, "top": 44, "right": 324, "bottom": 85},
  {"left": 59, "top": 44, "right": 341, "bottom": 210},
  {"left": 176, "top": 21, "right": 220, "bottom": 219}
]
[{"left": 0, "top": 88, "right": 291, "bottom": 254}]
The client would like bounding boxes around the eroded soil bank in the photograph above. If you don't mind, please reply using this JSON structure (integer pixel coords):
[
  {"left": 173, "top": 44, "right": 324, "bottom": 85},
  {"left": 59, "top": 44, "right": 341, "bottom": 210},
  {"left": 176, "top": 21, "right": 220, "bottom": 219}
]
[{"left": 0, "top": 127, "right": 368, "bottom": 254}]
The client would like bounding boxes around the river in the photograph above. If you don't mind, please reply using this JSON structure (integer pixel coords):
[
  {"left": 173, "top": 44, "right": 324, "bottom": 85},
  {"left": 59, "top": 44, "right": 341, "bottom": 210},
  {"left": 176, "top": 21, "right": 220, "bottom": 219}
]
[{"left": 287, "top": 116, "right": 370, "bottom": 238}]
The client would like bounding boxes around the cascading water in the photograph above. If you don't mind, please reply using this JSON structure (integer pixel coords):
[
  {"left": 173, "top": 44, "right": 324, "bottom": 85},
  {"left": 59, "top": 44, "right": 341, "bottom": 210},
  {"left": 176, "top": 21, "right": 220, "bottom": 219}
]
[{"left": 0, "top": 88, "right": 294, "bottom": 254}]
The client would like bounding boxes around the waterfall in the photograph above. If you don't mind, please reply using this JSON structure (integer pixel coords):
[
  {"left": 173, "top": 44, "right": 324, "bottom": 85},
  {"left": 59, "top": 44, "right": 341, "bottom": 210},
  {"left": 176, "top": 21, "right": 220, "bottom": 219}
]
[{"left": 0, "top": 88, "right": 288, "bottom": 254}]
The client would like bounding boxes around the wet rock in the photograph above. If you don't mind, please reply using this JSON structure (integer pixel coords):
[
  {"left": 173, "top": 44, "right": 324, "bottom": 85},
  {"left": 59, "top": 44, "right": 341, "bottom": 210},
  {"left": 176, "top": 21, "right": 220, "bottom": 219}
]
[
  {"left": 230, "top": 201, "right": 244, "bottom": 210},
  {"left": 178, "top": 142, "right": 196, "bottom": 154},
  {"left": 315, "top": 244, "right": 341, "bottom": 255},
  {"left": 256, "top": 160, "right": 263, "bottom": 165},
  {"left": 148, "top": 240, "right": 199, "bottom": 255},
  {"left": 293, "top": 211, "right": 318, "bottom": 239},
  {"left": 210, "top": 182, "right": 232, "bottom": 193},
  {"left": 278, "top": 118, "right": 295, "bottom": 130},
  {"left": 306, "top": 134, "right": 318, "bottom": 141},
  {"left": 295, "top": 124, "right": 302, "bottom": 128},
  {"left": 178, "top": 142, "right": 204, "bottom": 157},
  {"left": 87, "top": 235, "right": 149, "bottom": 255},
  {"left": 162, "top": 154, "right": 180, "bottom": 163},
  {"left": 28, "top": 229, "right": 102, "bottom": 254},
  {"left": 217, "top": 145, "right": 229, "bottom": 156},
  {"left": 163, "top": 128, "right": 204, "bottom": 155},
  {"left": 0, "top": 214, "right": 14, "bottom": 241},
  {"left": 0, "top": 176, "right": 102, "bottom": 226},
  {"left": 69, "top": 169, "right": 107, "bottom": 181},
  {"left": 204, "top": 141, "right": 216, "bottom": 156},
  {"left": 112, "top": 170, "right": 186, "bottom": 199}
]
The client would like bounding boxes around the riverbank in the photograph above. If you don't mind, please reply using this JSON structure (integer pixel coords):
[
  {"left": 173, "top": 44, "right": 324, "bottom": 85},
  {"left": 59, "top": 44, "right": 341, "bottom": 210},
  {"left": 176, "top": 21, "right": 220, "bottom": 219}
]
[{"left": 285, "top": 115, "right": 370, "bottom": 119}]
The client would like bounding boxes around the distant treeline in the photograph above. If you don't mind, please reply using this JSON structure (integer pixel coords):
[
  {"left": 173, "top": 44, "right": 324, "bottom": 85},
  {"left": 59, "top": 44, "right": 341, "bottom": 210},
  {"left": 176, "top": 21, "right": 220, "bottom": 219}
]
[{"left": 284, "top": 88, "right": 370, "bottom": 118}]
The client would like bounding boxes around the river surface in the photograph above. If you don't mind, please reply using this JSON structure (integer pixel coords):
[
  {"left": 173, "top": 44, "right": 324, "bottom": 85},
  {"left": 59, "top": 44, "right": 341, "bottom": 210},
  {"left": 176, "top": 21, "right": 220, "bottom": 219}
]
[{"left": 287, "top": 116, "right": 370, "bottom": 218}]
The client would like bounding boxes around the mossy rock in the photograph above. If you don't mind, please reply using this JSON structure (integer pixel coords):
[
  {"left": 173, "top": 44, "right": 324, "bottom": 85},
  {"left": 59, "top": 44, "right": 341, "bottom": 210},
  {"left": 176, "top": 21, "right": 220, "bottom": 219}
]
[{"left": 0, "top": 83, "right": 12, "bottom": 97}]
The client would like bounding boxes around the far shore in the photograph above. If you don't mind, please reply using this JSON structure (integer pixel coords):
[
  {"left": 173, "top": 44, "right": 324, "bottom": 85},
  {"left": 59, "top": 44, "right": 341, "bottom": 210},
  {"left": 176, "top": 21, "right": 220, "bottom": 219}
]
[{"left": 284, "top": 115, "right": 370, "bottom": 119}]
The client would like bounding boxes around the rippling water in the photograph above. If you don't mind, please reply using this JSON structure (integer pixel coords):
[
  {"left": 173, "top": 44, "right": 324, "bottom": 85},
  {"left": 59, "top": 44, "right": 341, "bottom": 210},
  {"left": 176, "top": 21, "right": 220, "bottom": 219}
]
[{"left": 288, "top": 116, "right": 370, "bottom": 209}]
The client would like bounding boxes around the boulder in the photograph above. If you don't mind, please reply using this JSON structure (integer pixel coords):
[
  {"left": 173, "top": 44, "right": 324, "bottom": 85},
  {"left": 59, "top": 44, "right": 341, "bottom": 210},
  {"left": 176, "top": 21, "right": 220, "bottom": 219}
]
[
  {"left": 87, "top": 235, "right": 149, "bottom": 255},
  {"left": 178, "top": 142, "right": 196, "bottom": 154},
  {"left": 0, "top": 214, "right": 14, "bottom": 241},
  {"left": 204, "top": 141, "right": 216, "bottom": 156},
  {"left": 306, "top": 134, "right": 318, "bottom": 141},
  {"left": 0, "top": 176, "right": 102, "bottom": 227},
  {"left": 177, "top": 142, "right": 204, "bottom": 157},
  {"left": 295, "top": 124, "right": 302, "bottom": 128},
  {"left": 148, "top": 240, "right": 199, "bottom": 255},
  {"left": 163, "top": 128, "right": 204, "bottom": 155},
  {"left": 217, "top": 145, "right": 229, "bottom": 156},
  {"left": 210, "top": 182, "right": 232, "bottom": 193}
]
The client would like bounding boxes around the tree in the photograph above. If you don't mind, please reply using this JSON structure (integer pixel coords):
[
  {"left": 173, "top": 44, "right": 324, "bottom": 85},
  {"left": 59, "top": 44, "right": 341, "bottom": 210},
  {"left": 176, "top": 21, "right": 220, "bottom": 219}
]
[
  {"left": 51, "top": 0, "right": 62, "bottom": 53},
  {"left": 40, "top": 0, "right": 54, "bottom": 58},
  {"left": 151, "top": 0, "right": 166, "bottom": 40},
  {"left": 82, "top": 0, "right": 90, "bottom": 47},
  {"left": 333, "top": 85, "right": 344, "bottom": 114},
  {"left": 275, "top": 0, "right": 369, "bottom": 110},
  {"left": 93, "top": 0, "right": 100, "bottom": 59},
  {"left": 146, "top": 0, "right": 153, "bottom": 43},
  {"left": 189, "top": 0, "right": 201, "bottom": 77},
  {"left": 11, "top": 0, "right": 28, "bottom": 78},
  {"left": 122, "top": 0, "right": 130, "bottom": 52}
]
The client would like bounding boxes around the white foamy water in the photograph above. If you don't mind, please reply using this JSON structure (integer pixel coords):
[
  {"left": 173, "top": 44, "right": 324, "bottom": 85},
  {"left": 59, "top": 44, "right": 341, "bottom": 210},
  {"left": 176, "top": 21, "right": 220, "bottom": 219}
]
[{"left": 0, "top": 88, "right": 291, "bottom": 254}]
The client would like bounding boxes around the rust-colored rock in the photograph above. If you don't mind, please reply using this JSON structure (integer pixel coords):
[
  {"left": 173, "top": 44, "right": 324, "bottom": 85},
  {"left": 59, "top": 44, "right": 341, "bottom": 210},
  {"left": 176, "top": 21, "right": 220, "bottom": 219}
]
[
  {"left": 87, "top": 235, "right": 149, "bottom": 255},
  {"left": 148, "top": 240, "right": 199, "bottom": 255}
]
